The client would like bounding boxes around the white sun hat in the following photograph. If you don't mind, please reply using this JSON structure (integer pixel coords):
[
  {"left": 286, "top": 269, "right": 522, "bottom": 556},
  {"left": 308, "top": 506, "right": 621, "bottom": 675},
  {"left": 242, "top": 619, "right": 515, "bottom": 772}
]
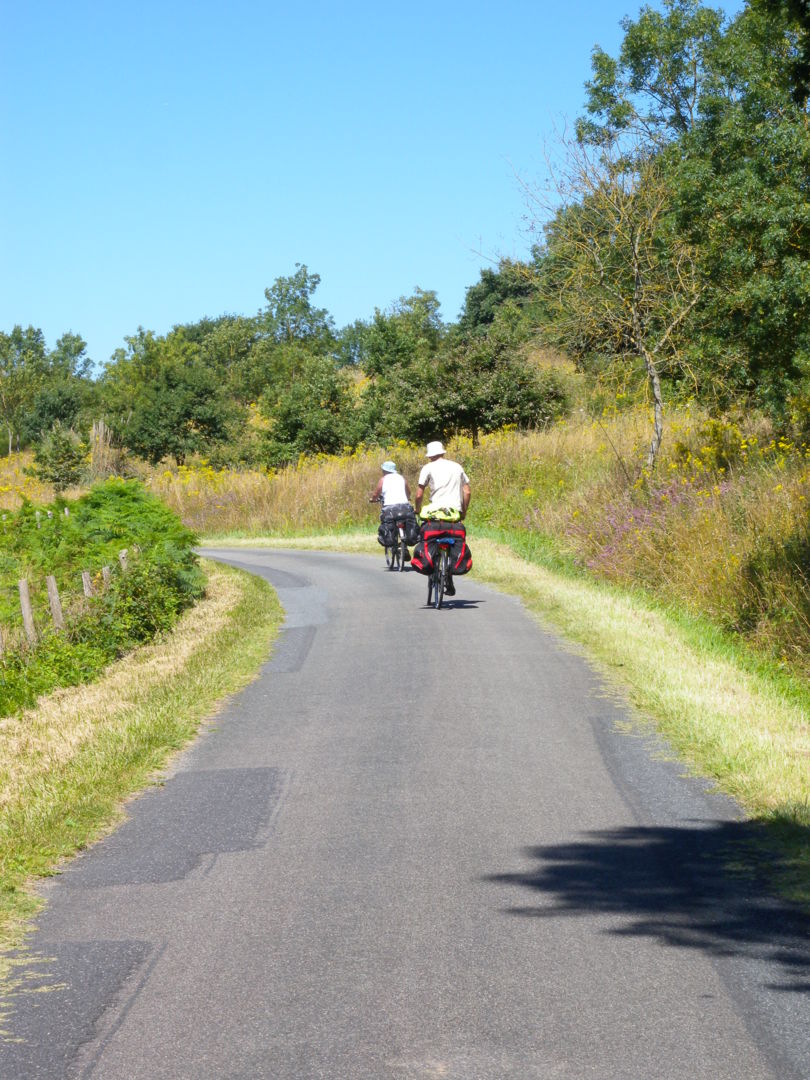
[{"left": 425, "top": 441, "right": 446, "bottom": 457}]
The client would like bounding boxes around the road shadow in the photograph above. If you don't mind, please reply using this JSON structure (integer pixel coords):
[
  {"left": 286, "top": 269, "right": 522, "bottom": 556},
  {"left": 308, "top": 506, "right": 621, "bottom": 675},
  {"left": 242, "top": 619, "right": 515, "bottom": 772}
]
[
  {"left": 484, "top": 821, "right": 810, "bottom": 993},
  {"left": 420, "top": 598, "right": 485, "bottom": 610},
  {"left": 439, "top": 598, "right": 485, "bottom": 610}
]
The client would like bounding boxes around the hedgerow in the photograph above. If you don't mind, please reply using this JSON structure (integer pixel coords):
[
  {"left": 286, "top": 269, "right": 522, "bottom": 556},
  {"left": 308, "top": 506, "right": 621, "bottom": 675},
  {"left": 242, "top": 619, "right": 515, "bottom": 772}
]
[{"left": 0, "top": 479, "right": 204, "bottom": 716}]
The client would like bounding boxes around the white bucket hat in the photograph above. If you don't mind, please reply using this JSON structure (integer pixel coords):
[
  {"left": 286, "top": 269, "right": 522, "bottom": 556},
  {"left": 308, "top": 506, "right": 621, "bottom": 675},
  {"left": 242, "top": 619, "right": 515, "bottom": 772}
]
[
  {"left": 381, "top": 460, "right": 397, "bottom": 473},
  {"left": 425, "top": 441, "right": 446, "bottom": 457}
]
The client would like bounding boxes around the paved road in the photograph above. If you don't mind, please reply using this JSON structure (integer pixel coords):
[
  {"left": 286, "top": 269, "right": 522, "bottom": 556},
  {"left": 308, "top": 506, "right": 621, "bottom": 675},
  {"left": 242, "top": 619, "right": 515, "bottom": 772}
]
[{"left": 2, "top": 549, "right": 809, "bottom": 1079}]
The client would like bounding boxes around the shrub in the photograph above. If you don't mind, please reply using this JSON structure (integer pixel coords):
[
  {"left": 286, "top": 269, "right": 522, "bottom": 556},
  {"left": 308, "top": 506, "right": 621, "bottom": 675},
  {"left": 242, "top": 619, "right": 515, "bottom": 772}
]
[
  {"left": 32, "top": 422, "right": 88, "bottom": 492},
  {"left": 0, "top": 480, "right": 204, "bottom": 716}
]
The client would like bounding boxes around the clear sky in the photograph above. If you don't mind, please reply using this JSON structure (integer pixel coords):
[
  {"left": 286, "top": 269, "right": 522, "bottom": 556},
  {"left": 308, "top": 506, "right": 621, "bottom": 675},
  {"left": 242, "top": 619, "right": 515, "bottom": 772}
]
[{"left": 1, "top": 0, "right": 740, "bottom": 368}]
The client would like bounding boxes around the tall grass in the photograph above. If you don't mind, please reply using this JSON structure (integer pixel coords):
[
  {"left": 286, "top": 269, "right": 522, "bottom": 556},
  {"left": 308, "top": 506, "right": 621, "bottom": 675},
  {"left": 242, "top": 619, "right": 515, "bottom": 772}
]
[
  {"left": 0, "top": 453, "right": 54, "bottom": 511},
  {"left": 144, "top": 407, "right": 810, "bottom": 670},
  {"left": 8, "top": 403, "right": 810, "bottom": 669}
]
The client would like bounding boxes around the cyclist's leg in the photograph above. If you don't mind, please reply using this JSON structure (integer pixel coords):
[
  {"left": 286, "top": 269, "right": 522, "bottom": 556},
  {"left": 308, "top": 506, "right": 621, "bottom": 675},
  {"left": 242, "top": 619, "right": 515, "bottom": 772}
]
[{"left": 445, "top": 554, "right": 456, "bottom": 596}]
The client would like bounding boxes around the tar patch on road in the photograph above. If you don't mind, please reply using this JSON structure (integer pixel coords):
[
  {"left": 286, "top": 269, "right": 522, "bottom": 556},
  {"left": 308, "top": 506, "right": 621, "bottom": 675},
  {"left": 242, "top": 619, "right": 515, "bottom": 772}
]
[
  {"left": 0, "top": 939, "right": 152, "bottom": 1079},
  {"left": 60, "top": 767, "right": 284, "bottom": 887}
]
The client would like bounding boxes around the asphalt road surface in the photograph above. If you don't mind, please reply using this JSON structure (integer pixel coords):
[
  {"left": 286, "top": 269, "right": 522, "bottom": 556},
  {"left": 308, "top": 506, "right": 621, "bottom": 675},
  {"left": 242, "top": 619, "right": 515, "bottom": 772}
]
[{"left": 2, "top": 549, "right": 809, "bottom": 1080}]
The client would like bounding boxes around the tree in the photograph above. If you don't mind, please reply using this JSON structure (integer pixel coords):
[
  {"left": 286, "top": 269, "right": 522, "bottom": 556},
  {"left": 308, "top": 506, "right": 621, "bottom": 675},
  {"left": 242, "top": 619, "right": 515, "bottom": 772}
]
[
  {"left": 334, "top": 319, "right": 372, "bottom": 367},
  {"left": 362, "top": 289, "right": 445, "bottom": 376},
  {"left": 49, "top": 331, "right": 92, "bottom": 380},
  {"left": 100, "top": 328, "right": 236, "bottom": 464},
  {"left": 262, "top": 355, "right": 354, "bottom": 465},
  {"left": 357, "top": 291, "right": 568, "bottom": 447},
  {"left": 576, "top": 0, "right": 726, "bottom": 147},
  {"left": 32, "top": 422, "right": 88, "bottom": 491},
  {"left": 568, "top": 0, "right": 810, "bottom": 426},
  {"left": 534, "top": 136, "right": 702, "bottom": 470},
  {"left": 671, "top": 4, "right": 810, "bottom": 417},
  {"left": 754, "top": 0, "right": 810, "bottom": 104},
  {"left": 434, "top": 303, "right": 571, "bottom": 446},
  {"left": 353, "top": 289, "right": 446, "bottom": 443},
  {"left": 125, "top": 360, "right": 234, "bottom": 465},
  {"left": 0, "top": 326, "right": 48, "bottom": 453},
  {"left": 457, "top": 260, "right": 543, "bottom": 337},
  {"left": 260, "top": 265, "right": 335, "bottom": 347}
]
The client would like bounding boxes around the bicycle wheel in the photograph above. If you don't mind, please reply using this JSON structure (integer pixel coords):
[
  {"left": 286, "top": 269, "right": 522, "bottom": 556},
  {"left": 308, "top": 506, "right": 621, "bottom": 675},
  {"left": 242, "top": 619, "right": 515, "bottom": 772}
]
[
  {"left": 427, "top": 569, "right": 434, "bottom": 606},
  {"left": 433, "top": 549, "right": 447, "bottom": 609},
  {"left": 391, "top": 535, "right": 404, "bottom": 570},
  {"left": 385, "top": 544, "right": 394, "bottom": 568},
  {"left": 398, "top": 534, "right": 407, "bottom": 571}
]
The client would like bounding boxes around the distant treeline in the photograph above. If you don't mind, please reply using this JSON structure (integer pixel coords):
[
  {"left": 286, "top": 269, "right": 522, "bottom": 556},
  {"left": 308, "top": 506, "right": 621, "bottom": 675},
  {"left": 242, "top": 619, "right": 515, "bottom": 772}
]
[{"left": 3, "top": 0, "right": 809, "bottom": 473}]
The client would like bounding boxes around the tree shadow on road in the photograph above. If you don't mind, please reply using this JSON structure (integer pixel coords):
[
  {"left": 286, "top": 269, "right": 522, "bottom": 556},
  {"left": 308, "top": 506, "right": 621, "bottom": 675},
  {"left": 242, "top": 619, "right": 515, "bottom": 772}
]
[{"left": 484, "top": 821, "right": 810, "bottom": 993}]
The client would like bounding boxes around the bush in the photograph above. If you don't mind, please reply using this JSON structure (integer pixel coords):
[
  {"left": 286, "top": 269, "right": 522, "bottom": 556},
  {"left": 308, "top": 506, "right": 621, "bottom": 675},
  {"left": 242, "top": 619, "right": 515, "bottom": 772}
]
[
  {"left": 0, "top": 480, "right": 204, "bottom": 716},
  {"left": 32, "top": 422, "right": 88, "bottom": 491}
]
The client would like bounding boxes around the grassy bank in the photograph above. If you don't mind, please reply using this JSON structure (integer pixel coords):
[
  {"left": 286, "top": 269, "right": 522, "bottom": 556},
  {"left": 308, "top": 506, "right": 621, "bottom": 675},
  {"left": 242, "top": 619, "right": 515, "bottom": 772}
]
[{"left": 0, "top": 560, "right": 283, "bottom": 953}]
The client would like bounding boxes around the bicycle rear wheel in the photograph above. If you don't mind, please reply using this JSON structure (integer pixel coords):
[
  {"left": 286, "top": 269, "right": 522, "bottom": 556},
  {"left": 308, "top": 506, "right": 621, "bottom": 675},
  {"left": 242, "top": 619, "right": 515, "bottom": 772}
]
[
  {"left": 386, "top": 535, "right": 401, "bottom": 569},
  {"left": 433, "top": 549, "right": 447, "bottom": 609}
]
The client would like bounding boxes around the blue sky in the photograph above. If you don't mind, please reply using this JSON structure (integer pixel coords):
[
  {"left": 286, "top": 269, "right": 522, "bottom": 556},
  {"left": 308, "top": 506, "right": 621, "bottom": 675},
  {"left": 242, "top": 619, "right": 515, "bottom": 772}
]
[{"left": 2, "top": 1, "right": 740, "bottom": 368}]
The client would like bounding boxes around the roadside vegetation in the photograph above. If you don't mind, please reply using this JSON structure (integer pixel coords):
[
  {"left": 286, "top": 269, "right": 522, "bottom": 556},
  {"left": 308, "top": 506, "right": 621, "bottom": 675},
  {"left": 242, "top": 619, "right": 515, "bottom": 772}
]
[
  {"left": 0, "top": 561, "right": 283, "bottom": 951},
  {"left": 0, "top": 480, "right": 204, "bottom": 717},
  {"left": 1, "top": 0, "right": 809, "bottom": 921}
]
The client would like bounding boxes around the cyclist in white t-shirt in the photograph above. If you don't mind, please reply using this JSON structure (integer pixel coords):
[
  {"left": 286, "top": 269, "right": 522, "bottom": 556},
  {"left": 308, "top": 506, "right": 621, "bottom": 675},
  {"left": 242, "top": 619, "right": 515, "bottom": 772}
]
[
  {"left": 414, "top": 441, "right": 471, "bottom": 596},
  {"left": 414, "top": 441, "right": 470, "bottom": 521},
  {"left": 370, "top": 460, "right": 410, "bottom": 506}
]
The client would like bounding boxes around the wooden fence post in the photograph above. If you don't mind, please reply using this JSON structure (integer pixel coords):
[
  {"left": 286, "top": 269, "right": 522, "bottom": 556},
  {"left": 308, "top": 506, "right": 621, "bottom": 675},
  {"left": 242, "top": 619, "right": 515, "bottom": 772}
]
[
  {"left": 46, "top": 575, "right": 65, "bottom": 631},
  {"left": 18, "top": 580, "right": 37, "bottom": 643},
  {"left": 118, "top": 549, "right": 128, "bottom": 570},
  {"left": 102, "top": 565, "right": 111, "bottom": 588},
  {"left": 35, "top": 511, "right": 42, "bottom": 529},
  {"left": 81, "top": 571, "right": 93, "bottom": 598}
]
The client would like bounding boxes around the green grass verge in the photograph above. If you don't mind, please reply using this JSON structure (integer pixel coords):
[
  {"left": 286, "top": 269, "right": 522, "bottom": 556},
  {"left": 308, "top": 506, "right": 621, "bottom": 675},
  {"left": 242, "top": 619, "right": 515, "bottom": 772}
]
[{"left": 0, "top": 560, "right": 283, "bottom": 955}]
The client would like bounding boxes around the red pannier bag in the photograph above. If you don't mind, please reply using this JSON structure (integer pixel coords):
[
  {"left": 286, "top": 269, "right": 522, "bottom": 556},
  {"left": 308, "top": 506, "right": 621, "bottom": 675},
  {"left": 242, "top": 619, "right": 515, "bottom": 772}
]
[
  {"left": 451, "top": 540, "right": 472, "bottom": 575},
  {"left": 410, "top": 540, "right": 433, "bottom": 575},
  {"left": 419, "top": 521, "right": 472, "bottom": 575},
  {"left": 420, "top": 521, "right": 466, "bottom": 544}
]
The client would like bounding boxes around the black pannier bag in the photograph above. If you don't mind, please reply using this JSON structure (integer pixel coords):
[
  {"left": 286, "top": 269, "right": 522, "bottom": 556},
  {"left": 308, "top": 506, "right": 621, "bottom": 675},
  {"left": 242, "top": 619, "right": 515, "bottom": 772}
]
[
  {"left": 404, "top": 511, "right": 421, "bottom": 545},
  {"left": 377, "top": 519, "right": 397, "bottom": 547},
  {"left": 381, "top": 503, "right": 420, "bottom": 545}
]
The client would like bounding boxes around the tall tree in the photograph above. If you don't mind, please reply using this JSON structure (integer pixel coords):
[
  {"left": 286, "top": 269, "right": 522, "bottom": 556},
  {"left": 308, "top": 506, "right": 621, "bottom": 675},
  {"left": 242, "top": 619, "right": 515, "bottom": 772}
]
[
  {"left": 0, "top": 326, "right": 48, "bottom": 453},
  {"left": 260, "top": 265, "right": 335, "bottom": 348},
  {"left": 457, "top": 260, "right": 540, "bottom": 337},
  {"left": 536, "top": 136, "right": 702, "bottom": 470},
  {"left": 100, "top": 328, "right": 236, "bottom": 464},
  {"left": 576, "top": 0, "right": 726, "bottom": 147}
]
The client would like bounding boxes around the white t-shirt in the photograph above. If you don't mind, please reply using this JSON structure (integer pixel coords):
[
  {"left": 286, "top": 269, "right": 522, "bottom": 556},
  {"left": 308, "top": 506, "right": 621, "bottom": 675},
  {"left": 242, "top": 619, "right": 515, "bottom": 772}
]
[
  {"left": 417, "top": 457, "right": 469, "bottom": 511},
  {"left": 381, "top": 472, "right": 408, "bottom": 507}
]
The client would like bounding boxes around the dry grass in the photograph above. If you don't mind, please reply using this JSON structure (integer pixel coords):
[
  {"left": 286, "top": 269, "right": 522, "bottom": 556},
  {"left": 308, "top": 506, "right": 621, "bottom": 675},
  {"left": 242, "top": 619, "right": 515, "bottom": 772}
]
[
  {"left": 0, "top": 560, "right": 283, "bottom": 950},
  {"left": 0, "top": 565, "right": 239, "bottom": 805},
  {"left": 153, "top": 406, "right": 810, "bottom": 664},
  {"left": 0, "top": 453, "right": 54, "bottom": 510}
]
